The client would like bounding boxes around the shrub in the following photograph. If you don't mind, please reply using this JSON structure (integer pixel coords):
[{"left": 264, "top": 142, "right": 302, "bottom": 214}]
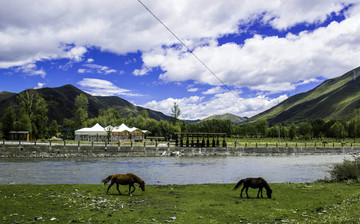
[{"left": 329, "top": 156, "right": 360, "bottom": 182}]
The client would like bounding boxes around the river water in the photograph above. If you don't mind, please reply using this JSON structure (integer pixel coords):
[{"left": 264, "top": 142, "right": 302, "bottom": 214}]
[{"left": 0, "top": 155, "right": 352, "bottom": 185}]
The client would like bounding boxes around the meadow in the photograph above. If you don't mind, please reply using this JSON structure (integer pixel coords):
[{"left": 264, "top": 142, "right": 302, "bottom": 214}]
[{"left": 1, "top": 182, "right": 360, "bottom": 223}]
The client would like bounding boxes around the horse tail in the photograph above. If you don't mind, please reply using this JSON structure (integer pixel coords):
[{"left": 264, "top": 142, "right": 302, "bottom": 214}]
[
  {"left": 233, "top": 179, "right": 244, "bottom": 190},
  {"left": 102, "top": 175, "right": 112, "bottom": 185}
]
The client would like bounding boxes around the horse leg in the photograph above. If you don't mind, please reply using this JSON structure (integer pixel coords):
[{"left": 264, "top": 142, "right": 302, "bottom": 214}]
[
  {"left": 245, "top": 187, "right": 249, "bottom": 198},
  {"left": 128, "top": 184, "right": 133, "bottom": 196},
  {"left": 240, "top": 186, "right": 245, "bottom": 198},
  {"left": 257, "top": 187, "right": 263, "bottom": 198},
  {"left": 130, "top": 184, "right": 136, "bottom": 194},
  {"left": 106, "top": 183, "right": 114, "bottom": 194},
  {"left": 116, "top": 184, "right": 122, "bottom": 195}
]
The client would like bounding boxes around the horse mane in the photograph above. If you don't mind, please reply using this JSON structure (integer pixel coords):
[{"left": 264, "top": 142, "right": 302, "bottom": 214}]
[
  {"left": 126, "top": 173, "right": 144, "bottom": 184},
  {"left": 261, "top": 177, "right": 271, "bottom": 190},
  {"left": 233, "top": 179, "right": 244, "bottom": 190}
]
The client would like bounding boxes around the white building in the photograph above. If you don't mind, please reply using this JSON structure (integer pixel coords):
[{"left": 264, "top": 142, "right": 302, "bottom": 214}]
[{"left": 74, "top": 123, "right": 149, "bottom": 142}]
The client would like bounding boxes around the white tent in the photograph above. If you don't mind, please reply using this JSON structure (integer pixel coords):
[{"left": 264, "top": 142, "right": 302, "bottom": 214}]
[
  {"left": 75, "top": 123, "right": 107, "bottom": 142},
  {"left": 112, "top": 123, "right": 150, "bottom": 141},
  {"left": 75, "top": 123, "right": 150, "bottom": 142},
  {"left": 113, "top": 123, "right": 132, "bottom": 133}
]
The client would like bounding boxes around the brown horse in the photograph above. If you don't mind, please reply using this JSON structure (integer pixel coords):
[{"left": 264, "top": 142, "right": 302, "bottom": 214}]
[
  {"left": 102, "top": 173, "right": 145, "bottom": 195},
  {"left": 233, "top": 177, "right": 272, "bottom": 199}
]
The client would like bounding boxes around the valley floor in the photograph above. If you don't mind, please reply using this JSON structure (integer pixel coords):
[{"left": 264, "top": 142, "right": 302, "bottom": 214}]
[{"left": 1, "top": 182, "right": 360, "bottom": 223}]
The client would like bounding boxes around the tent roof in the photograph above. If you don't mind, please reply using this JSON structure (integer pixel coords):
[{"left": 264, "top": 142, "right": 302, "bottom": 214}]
[
  {"left": 76, "top": 123, "right": 150, "bottom": 135},
  {"left": 75, "top": 123, "right": 107, "bottom": 135}
]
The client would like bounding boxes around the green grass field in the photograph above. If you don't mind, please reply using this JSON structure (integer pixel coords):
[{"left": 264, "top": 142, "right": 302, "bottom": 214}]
[{"left": 1, "top": 182, "right": 360, "bottom": 223}]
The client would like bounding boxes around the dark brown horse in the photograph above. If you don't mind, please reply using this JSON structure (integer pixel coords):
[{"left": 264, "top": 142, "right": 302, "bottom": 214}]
[
  {"left": 233, "top": 177, "right": 272, "bottom": 199},
  {"left": 102, "top": 173, "right": 145, "bottom": 195}
]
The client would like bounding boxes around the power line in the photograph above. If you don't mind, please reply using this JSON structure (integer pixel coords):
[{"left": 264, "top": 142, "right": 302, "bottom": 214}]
[{"left": 137, "top": 0, "right": 250, "bottom": 110}]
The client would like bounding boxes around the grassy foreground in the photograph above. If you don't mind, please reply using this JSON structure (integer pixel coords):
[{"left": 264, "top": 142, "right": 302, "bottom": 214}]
[{"left": 1, "top": 182, "right": 360, "bottom": 223}]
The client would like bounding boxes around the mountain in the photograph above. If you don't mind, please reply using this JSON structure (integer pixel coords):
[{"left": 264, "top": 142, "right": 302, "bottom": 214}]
[
  {"left": 248, "top": 67, "right": 360, "bottom": 125},
  {"left": 203, "top": 113, "right": 247, "bottom": 124},
  {"left": 0, "top": 84, "right": 171, "bottom": 123},
  {"left": 0, "top": 91, "right": 16, "bottom": 102}
]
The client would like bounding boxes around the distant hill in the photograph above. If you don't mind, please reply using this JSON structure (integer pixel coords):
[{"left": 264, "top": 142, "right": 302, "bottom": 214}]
[
  {"left": 248, "top": 67, "right": 360, "bottom": 125},
  {"left": 0, "top": 84, "right": 171, "bottom": 123},
  {"left": 203, "top": 113, "right": 247, "bottom": 124},
  {"left": 0, "top": 91, "right": 16, "bottom": 102}
]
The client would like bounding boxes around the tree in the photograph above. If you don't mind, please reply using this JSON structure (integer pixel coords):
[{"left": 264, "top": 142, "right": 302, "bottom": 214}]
[
  {"left": 49, "top": 120, "right": 59, "bottom": 137},
  {"left": 17, "top": 89, "right": 48, "bottom": 139},
  {"left": 33, "top": 97, "right": 48, "bottom": 139},
  {"left": 16, "top": 89, "right": 40, "bottom": 121},
  {"left": 73, "top": 94, "right": 89, "bottom": 129},
  {"left": 297, "top": 122, "right": 312, "bottom": 139},
  {"left": 1, "top": 106, "right": 16, "bottom": 139},
  {"left": 140, "top": 109, "right": 149, "bottom": 119},
  {"left": 288, "top": 124, "right": 296, "bottom": 140},
  {"left": 16, "top": 108, "right": 32, "bottom": 132},
  {"left": 330, "top": 121, "right": 347, "bottom": 139},
  {"left": 170, "top": 102, "right": 181, "bottom": 124},
  {"left": 310, "top": 119, "right": 326, "bottom": 138},
  {"left": 61, "top": 118, "right": 75, "bottom": 140},
  {"left": 255, "top": 119, "right": 269, "bottom": 138}
]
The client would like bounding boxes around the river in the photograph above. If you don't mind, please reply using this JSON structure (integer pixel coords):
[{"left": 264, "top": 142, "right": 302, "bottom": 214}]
[{"left": 0, "top": 155, "right": 352, "bottom": 185}]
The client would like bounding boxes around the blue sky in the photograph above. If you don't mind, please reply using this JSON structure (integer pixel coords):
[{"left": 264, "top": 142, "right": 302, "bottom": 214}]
[{"left": 1, "top": 0, "right": 360, "bottom": 120}]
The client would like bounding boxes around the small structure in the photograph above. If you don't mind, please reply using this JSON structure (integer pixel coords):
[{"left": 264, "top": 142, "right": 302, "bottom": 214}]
[
  {"left": 75, "top": 123, "right": 107, "bottom": 142},
  {"left": 75, "top": 123, "right": 149, "bottom": 142},
  {"left": 175, "top": 132, "right": 227, "bottom": 147},
  {"left": 9, "top": 131, "right": 31, "bottom": 142}
]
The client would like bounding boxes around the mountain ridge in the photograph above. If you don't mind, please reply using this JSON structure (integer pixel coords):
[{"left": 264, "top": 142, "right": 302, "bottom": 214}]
[
  {"left": 248, "top": 67, "right": 360, "bottom": 125},
  {"left": 0, "top": 84, "right": 171, "bottom": 123}
]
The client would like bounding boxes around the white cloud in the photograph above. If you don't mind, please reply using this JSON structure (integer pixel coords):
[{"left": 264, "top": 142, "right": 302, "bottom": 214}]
[
  {"left": 187, "top": 87, "right": 199, "bottom": 92},
  {"left": 15, "top": 63, "right": 46, "bottom": 78},
  {"left": 295, "top": 78, "right": 323, "bottom": 86},
  {"left": 1, "top": 0, "right": 359, "bottom": 119},
  {"left": 1, "top": 0, "right": 356, "bottom": 69},
  {"left": 133, "top": 66, "right": 152, "bottom": 76},
  {"left": 79, "top": 63, "right": 118, "bottom": 74},
  {"left": 202, "top": 86, "right": 225, "bottom": 95},
  {"left": 139, "top": 8, "right": 360, "bottom": 94},
  {"left": 77, "top": 78, "right": 141, "bottom": 96},
  {"left": 34, "top": 82, "right": 45, "bottom": 89},
  {"left": 142, "top": 91, "right": 288, "bottom": 120}
]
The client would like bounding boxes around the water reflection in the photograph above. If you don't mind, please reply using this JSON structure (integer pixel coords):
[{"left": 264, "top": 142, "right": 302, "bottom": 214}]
[{"left": 0, "top": 155, "right": 351, "bottom": 185}]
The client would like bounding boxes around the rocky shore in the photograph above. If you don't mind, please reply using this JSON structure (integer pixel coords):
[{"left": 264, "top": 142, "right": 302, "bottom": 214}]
[{"left": 1, "top": 143, "right": 360, "bottom": 158}]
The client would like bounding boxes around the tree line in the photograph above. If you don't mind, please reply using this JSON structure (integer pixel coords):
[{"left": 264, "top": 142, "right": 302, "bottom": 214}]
[{"left": 1, "top": 90, "right": 360, "bottom": 141}]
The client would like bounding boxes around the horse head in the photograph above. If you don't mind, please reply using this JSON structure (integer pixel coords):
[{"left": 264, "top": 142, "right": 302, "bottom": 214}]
[
  {"left": 140, "top": 181, "right": 146, "bottom": 191},
  {"left": 266, "top": 189, "right": 272, "bottom": 199}
]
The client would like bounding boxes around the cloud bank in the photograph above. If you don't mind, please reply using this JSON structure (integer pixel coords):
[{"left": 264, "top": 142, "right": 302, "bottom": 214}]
[{"left": 1, "top": 0, "right": 359, "bottom": 119}]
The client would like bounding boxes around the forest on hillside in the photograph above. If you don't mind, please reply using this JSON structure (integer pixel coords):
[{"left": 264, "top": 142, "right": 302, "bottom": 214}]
[{"left": 1, "top": 90, "right": 360, "bottom": 141}]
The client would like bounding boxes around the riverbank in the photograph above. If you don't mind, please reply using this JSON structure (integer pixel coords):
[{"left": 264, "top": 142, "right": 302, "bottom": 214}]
[
  {"left": 2, "top": 143, "right": 360, "bottom": 158},
  {"left": 1, "top": 182, "right": 360, "bottom": 223}
]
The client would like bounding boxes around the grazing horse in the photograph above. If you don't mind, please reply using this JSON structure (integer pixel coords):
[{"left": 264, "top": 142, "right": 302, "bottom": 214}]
[
  {"left": 126, "top": 173, "right": 146, "bottom": 192},
  {"left": 233, "top": 177, "right": 272, "bottom": 199},
  {"left": 102, "top": 173, "right": 145, "bottom": 195}
]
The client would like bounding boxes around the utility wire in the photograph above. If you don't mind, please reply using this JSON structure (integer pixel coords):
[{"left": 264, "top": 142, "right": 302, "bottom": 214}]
[{"left": 137, "top": 0, "right": 250, "bottom": 110}]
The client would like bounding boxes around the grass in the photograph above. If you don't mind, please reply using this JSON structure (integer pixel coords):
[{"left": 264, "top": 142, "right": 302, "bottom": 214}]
[{"left": 1, "top": 182, "right": 360, "bottom": 223}]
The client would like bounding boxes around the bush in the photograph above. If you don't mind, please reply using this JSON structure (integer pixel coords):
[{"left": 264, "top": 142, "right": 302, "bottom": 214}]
[{"left": 329, "top": 156, "right": 360, "bottom": 182}]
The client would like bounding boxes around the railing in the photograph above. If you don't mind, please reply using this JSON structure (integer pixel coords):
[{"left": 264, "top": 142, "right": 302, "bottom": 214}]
[{"left": 1, "top": 139, "right": 359, "bottom": 148}]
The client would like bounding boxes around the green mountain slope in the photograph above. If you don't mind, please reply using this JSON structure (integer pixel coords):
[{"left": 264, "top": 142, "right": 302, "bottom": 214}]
[
  {"left": 0, "top": 91, "right": 16, "bottom": 102},
  {"left": 0, "top": 84, "right": 170, "bottom": 123},
  {"left": 249, "top": 67, "right": 360, "bottom": 125},
  {"left": 204, "top": 113, "right": 247, "bottom": 124}
]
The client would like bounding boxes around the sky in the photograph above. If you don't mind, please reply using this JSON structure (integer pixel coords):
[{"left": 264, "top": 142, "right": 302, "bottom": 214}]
[{"left": 1, "top": 0, "right": 360, "bottom": 120}]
